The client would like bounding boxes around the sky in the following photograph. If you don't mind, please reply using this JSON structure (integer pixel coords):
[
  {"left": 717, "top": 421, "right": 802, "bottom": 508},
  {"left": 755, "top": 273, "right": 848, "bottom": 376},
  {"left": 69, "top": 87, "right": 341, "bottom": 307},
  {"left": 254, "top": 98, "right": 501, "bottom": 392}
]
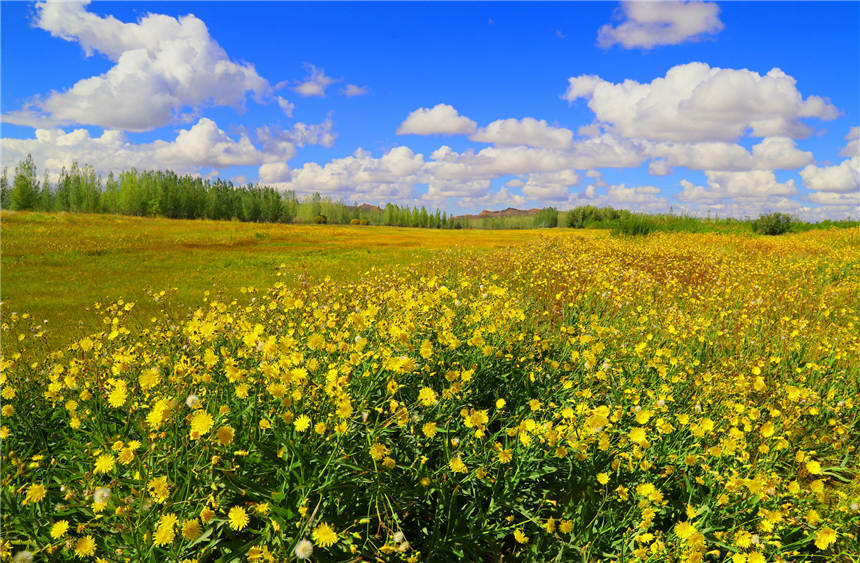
[{"left": 2, "top": 1, "right": 859, "bottom": 219}]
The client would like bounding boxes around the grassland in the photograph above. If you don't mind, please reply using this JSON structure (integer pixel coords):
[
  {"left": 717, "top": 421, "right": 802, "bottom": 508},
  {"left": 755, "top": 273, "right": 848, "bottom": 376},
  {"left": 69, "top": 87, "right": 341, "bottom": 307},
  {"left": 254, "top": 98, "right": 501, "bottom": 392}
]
[
  {"left": 1, "top": 214, "right": 859, "bottom": 562},
  {"left": 1, "top": 212, "right": 553, "bottom": 352}
]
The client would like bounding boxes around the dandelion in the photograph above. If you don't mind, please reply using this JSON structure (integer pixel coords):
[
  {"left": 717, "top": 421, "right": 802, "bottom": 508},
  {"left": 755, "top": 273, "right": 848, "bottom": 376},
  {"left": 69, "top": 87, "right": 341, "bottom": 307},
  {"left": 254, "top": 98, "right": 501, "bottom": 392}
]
[
  {"left": 24, "top": 483, "right": 46, "bottom": 503},
  {"left": 153, "top": 513, "right": 177, "bottom": 547},
  {"left": 50, "top": 520, "right": 70, "bottom": 539},
  {"left": 295, "top": 539, "right": 314, "bottom": 559},
  {"left": 497, "top": 448, "right": 513, "bottom": 464},
  {"left": 449, "top": 456, "right": 467, "bottom": 474},
  {"left": 93, "top": 487, "right": 111, "bottom": 504},
  {"left": 185, "top": 394, "right": 200, "bottom": 408},
  {"left": 190, "top": 410, "right": 214, "bottom": 438},
  {"left": 422, "top": 422, "right": 437, "bottom": 438},
  {"left": 814, "top": 527, "right": 837, "bottom": 550},
  {"left": 312, "top": 522, "right": 338, "bottom": 548},
  {"left": 806, "top": 460, "right": 822, "bottom": 475},
  {"left": 417, "top": 387, "right": 437, "bottom": 407},
  {"left": 182, "top": 519, "right": 201, "bottom": 541},
  {"left": 12, "top": 552, "right": 33, "bottom": 563},
  {"left": 74, "top": 535, "right": 96, "bottom": 557},
  {"left": 369, "top": 442, "right": 389, "bottom": 461},
  {"left": 294, "top": 414, "right": 311, "bottom": 432},
  {"left": 228, "top": 506, "right": 249, "bottom": 531},
  {"left": 513, "top": 529, "right": 529, "bottom": 544},
  {"left": 597, "top": 472, "right": 610, "bottom": 485},
  {"left": 93, "top": 454, "right": 115, "bottom": 474},
  {"left": 216, "top": 425, "right": 235, "bottom": 446}
]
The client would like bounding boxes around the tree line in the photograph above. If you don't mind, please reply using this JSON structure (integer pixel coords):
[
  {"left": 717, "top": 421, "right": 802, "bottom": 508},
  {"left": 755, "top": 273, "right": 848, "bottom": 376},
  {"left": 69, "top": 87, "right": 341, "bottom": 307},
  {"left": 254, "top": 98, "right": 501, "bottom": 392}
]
[{"left": 0, "top": 155, "right": 467, "bottom": 228}]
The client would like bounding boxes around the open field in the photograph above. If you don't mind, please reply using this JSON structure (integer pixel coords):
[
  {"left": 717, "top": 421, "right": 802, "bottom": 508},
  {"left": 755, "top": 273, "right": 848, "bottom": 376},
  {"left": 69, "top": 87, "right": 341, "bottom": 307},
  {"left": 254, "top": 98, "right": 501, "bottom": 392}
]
[
  {"left": 1, "top": 212, "right": 554, "bottom": 353},
  {"left": 1, "top": 215, "right": 859, "bottom": 561}
]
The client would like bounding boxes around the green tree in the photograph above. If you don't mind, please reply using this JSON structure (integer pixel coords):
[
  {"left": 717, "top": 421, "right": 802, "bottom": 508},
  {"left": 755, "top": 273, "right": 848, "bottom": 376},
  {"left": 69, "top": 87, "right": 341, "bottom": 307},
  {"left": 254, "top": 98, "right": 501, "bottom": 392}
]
[{"left": 11, "top": 154, "right": 40, "bottom": 210}]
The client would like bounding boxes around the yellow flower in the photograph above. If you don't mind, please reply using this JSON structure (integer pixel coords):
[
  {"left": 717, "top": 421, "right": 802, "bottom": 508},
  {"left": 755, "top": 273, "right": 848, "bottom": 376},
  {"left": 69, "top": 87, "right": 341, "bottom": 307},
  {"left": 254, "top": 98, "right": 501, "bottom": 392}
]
[
  {"left": 182, "top": 519, "right": 201, "bottom": 541},
  {"left": 312, "top": 522, "right": 338, "bottom": 548},
  {"left": 190, "top": 410, "right": 214, "bottom": 438},
  {"left": 50, "top": 520, "right": 69, "bottom": 539},
  {"left": 200, "top": 507, "right": 215, "bottom": 524},
  {"left": 417, "top": 387, "right": 438, "bottom": 407},
  {"left": 153, "top": 514, "right": 177, "bottom": 547},
  {"left": 806, "top": 460, "right": 822, "bottom": 475},
  {"left": 513, "top": 529, "right": 529, "bottom": 544},
  {"left": 597, "top": 472, "right": 610, "bottom": 485},
  {"left": 147, "top": 476, "right": 170, "bottom": 503},
  {"left": 559, "top": 520, "right": 574, "bottom": 534},
  {"left": 449, "top": 456, "right": 467, "bottom": 474},
  {"left": 675, "top": 521, "right": 697, "bottom": 541},
  {"left": 294, "top": 415, "right": 311, "bottom": 432},
  {"left": 814, "top": 527, "right": 837, "bottom": 550},
  {"left": 628, "top": 427, "right": 647, "bottom": 445},
  {"left": 748, "top": 552, "right": 766, "bottom": 563},
  {"left": 496, "top": 398, "right": 506, "bottom": 410},
  {"left": 228, "top": 506, "right": 249, "bottom": 531},
  {"left": 422, "top": 422, "right": 438, "bottom": 438},
  {"left": 93, "top": 454, "right": 115, "bottom": 475},
  {"left": 74, "top": 535, "right": 96, "bottom": 557},
  {"left": 216, "top": 426, "right": 235, "bottom": 446},
  {"left": 24, "top": 483, "right": 46, "bottom": 503},
  {"left": 369, "top": 442, "right": 389, "bottom": 461},
  {"left": 497, "top": 448, "right": 513, "bottom": 464}
]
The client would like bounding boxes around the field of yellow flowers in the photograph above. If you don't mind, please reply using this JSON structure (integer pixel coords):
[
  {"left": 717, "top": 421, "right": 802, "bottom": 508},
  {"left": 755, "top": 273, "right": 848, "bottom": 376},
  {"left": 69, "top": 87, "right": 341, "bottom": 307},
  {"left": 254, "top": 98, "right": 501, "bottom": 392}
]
[{"left": 2, "top": 227, "right": 859, "bottom": 562}]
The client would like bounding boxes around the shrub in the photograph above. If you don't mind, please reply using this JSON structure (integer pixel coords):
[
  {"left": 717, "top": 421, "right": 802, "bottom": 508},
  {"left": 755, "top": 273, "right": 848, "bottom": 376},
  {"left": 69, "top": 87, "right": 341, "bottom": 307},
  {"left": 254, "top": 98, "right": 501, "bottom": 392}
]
[
  {"left": 533, "top": 207, "right": 558, "bottom": 228},
  {"left": 612, "top": 214, "right": 656, "bottom": 236},
  {"left": 314, "top": 214, "right": 328, "bottom": 224},
  {"left": 359, "top": 218, "right": 370, "bottom": 225},
  {"left": 752, "top": 212, "right": 792, "bottom": 235},
  {"left": 350, "top": 218, "right": 361, "bottom": 225}
]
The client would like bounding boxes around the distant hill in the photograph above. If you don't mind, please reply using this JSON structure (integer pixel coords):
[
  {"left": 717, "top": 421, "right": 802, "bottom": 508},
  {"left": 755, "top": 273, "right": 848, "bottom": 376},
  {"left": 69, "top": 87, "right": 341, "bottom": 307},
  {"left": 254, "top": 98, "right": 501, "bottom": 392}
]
[{"left": 452, "top": 207, "right": 541, "bottom": 221}]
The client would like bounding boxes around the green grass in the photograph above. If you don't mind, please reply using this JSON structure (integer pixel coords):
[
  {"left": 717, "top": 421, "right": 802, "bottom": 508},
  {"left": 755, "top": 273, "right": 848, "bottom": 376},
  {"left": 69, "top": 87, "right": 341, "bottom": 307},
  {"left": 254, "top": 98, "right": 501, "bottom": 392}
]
[{"left": 0, "top": 211, "right": 578, "bottom": 352}]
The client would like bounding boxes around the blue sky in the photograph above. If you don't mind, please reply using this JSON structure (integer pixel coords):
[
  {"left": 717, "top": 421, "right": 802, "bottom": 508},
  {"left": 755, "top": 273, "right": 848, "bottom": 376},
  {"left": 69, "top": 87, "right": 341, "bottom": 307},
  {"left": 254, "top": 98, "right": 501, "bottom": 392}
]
[{"left": 2, "top": 1, "right": 858, "bottom": 218}]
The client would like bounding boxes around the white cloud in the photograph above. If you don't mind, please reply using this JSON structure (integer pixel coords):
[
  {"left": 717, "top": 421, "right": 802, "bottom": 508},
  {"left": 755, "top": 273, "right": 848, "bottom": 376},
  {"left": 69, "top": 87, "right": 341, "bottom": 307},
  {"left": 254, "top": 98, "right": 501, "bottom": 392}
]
[
  {"left": 840, "top": 138, "right": 859, "bottom": 158},
  {"left": 799, "top": 157, "right": 860, "bottom": 193},
  {"left": 455, "top": 187, "right": 527, "bottom": 212},
  {"left": 648, "top": 159, "right": 672, "bottom": 176},
  {"left": 3, "top": 0, "right": 268, "bottom": 132},
  {"left": 521, "top": 170, "right": 580, "bottom": 201},
  {"left": 293, "top": 64, "right": 337, "bottom": 98},
  {"left": 597, "top": 1, "right": 723, "bottom": 49},
  {"left": 396, "top": 104, "right": 477, "bottom": 136},
  {"left": 565, "top": 62, "right": 838, "bottom": 142},
  {"left": 258, "top": 162, "right": 291, "bottom": 184},
  {"left": 1, "top": 118, "right": 293, "bottom": 177},
  {"left": 505, "top": 178, "right": 525, "bottom": 188},
  {"left": 846, "top": 126, "right": 860, "bottom": 140},
  {"left": 277, "top": 97, "right": 295, "bottom": 118},
  {"left": 679, "top": 170, "right": 798, "bottom": 203},
  {"left": 470, "top": 118, "right": 573, "bottom": 149},
  {"left": 342, "top": 84, "right": 369, "bottom": 97},
  {"left": 566, "top": 183, "right": 669, "bottom": 213},
  {"left": 644, "top": 137, "right": 812, "bottom": 171}
]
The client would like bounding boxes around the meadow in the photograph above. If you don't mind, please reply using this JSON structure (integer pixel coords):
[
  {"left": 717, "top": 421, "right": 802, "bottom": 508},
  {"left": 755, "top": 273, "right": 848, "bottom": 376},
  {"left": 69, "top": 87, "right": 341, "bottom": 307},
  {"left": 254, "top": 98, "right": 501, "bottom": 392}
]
[{"left": 1, "top": 213, "right": 859, "bottom": 562}]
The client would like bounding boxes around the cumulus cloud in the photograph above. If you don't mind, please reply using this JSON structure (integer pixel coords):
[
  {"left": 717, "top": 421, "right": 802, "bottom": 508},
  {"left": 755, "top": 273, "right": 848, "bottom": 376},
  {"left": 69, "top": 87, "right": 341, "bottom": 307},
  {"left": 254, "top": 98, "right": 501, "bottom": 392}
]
[
  {"left": 566, "top": 183, "right": 669, "bottom": 213},
  {"left": 521, "top": 170, "right": 580, "bottom": 201},
  {"left": 679, "top": 170, "right": 798, "bottom": 203},
  {"left": 259, "top": 113, "right": 337, "bottom": 149},
  {"left": 293, "top": 64, "right": 338, "bottom": 98},
  {"left": 644, "top": 137, "right": 813, "bottom": 171},
  {"left": 396, "top": 104, "right": 477, "bottom": 136},
  {"left": 277, "top": 97, "right": 295, "bottom": 118},
  {"left": 3, "top": 0, "right": 268, "bottom": 131},
  {"left": 470, "top": 118, "right": 573, "bottom": 149},
  {"left": 342, "top": 84, "right": 369, "bottom": 97},
  {"left": 840, "top": 129, "right": 859, "bottom": 158},
  {"left": 1, "top": 118, "right": 293, "bottom": 177},
  {"left": 648, "top": 159, "right": 672, "bottom": 176},
  {"left": 565, "top": 62, "right": 838, "bottom": 142},
  {"left": 799, "top": 157, "right": 860, "bottom": 193},
  {"left": 597, "top": 1, "right": 723, "bottom": 49}
]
